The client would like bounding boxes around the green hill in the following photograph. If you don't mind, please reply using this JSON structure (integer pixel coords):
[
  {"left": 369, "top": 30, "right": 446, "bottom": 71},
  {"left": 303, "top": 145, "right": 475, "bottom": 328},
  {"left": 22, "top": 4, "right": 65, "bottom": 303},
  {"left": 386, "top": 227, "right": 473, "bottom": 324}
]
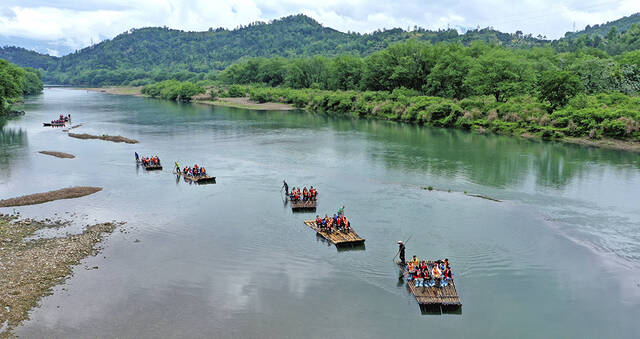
[
  {"left": 1, "top": 14, "right": 547, "bottom": 85},
  {"left": 2, "top": 13, "right": 640, "bottom": 86},
  {"left": 564, "top": 12, "right": 640, "bottom": 39}
]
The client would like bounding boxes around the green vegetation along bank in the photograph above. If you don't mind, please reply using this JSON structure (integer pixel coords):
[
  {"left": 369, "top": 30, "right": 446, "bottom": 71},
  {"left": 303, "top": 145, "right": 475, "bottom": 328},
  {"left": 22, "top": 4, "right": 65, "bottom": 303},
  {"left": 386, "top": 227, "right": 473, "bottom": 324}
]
[
  {"left": 0, "top": 59, "right": 43, "bottom": 115},
  {"left": 133, "top": 37, "right": 640, "bottom": 152}
]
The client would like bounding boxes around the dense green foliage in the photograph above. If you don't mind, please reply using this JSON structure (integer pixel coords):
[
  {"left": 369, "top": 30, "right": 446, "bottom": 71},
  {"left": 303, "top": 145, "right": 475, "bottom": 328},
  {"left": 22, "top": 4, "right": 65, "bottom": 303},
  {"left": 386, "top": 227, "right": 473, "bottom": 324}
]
[
  {"left": 0, "top": 59, "right": 43, "bottom": 114},
  {"left": 141, "top": 80, "right": 205, "bottom": 101},
  {"left": 4, "top": 13, "right": 640, "bottom": 86},
  {"left": 564, "top": 13, "right": 640, "bottom": 40},
  {"left": 241, "top": 86, "right": 639, "bottom": 141},
  {"left": 218, "top": 41, "right": 640, "bottom": 100}
]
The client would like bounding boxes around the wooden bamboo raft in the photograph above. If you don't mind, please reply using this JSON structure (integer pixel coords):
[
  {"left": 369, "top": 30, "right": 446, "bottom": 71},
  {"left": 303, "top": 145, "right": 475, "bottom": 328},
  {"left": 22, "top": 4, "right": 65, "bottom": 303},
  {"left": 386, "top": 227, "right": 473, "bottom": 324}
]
[
  {"left": 290, "top": 199, "right": 317, "bottom": 211},
  {"left": 143, "top": 163, "right": 162, "bottom": 170},
  {"left": 398, "top": 261, "right": 462, "bottom": 312},
  {"left": 303, "top": 220, "right": 365, "bottom": 246},
  {"left": 43, "top": 122, "right": 65, "bottom": 127},
  {"left": 176, "top": 171, "right": 216, "bottom": 183},
  {"left": 137, "top": 160, "right": 162, "bottom": 170}
]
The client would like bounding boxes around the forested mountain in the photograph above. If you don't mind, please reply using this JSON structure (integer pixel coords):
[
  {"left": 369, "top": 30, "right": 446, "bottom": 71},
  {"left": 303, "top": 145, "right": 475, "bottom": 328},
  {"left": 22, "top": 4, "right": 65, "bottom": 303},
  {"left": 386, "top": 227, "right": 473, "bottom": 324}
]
[
  {"left": 564, "top": 13, "right": 640, "bottom": 40},
  {"left": 0, "top": 46, "right": 58, "bottom": 70},
  {"left": 1, "top": 13, "right": 639, "bottom": 86},
  {"left": 0, "top": 14, "right": 546, "bottom": 85}
]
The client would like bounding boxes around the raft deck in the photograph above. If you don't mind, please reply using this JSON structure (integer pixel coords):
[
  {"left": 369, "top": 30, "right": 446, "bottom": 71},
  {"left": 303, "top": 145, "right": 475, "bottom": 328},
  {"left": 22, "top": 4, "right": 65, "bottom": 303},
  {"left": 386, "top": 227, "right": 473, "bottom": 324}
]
[
  {"left": 137, "top": 160, "right": 162, "bottom": 170},
  {"left": 176, "top": 172, "right": 216, "bottom": 183},
  {"left": 290, "top": 199, "right": 317, "bottom": 211},
  {"left": 303, "top": 220, "right": 365, "bottom": 246},
  {"left": 43, "top": 122, "right": 65, "bottom": 127},
  {"left": 398, "top": 261, "right": 462, "bottom": 313}
]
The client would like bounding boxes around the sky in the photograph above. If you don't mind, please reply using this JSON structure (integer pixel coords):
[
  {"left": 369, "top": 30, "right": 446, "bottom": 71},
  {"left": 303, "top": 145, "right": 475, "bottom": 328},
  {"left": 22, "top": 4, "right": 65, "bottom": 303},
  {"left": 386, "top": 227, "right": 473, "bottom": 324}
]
[{"left": 1, "top": 0, "right": 639, "bottom": 56}]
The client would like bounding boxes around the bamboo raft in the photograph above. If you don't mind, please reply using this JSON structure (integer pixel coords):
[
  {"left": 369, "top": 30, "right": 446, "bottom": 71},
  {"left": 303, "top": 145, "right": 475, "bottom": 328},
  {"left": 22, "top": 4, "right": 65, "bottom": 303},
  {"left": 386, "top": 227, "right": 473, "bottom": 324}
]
[
  {"left": 176, "top": 171, "right": 216, "bottom": 183},
  {"left": 398, "top": 261, "right": 462, "bottom": 314},
  {"left": 43, "top": 122, "right": 66, "bottom": 127},
  {"left": 290, "top": 199, "right": 317, "bottom": 211},
  {"left": 136, "top": 159, "right": 162, "bottom": 170},
  {"left": 303, "top": 220, "right": 365, "bottom": 246}
]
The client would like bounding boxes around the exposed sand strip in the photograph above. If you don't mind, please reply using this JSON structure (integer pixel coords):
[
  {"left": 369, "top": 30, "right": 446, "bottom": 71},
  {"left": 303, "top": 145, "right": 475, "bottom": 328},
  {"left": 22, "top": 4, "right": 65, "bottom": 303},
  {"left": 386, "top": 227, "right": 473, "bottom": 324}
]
[{"left": 0, "top": 187, "right": 102, "bottom": 207}]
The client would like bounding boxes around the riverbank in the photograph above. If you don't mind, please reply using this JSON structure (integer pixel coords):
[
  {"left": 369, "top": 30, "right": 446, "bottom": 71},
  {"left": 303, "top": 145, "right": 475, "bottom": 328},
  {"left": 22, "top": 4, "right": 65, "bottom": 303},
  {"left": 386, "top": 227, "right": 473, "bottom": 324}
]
[
  {"left": 80, "top": 86, "right": 144, "bottom": 96},
  {"left": 195, "top": 97, "right": 296, "bottom": 111},
  {"left": 78, "top": 87, "right": 296, "bottom": 110},
  {"left": 79, "top": 86, "right": 640, "bottom": 153},
  {"left": 0, "top": 214, "right": 120, "bottom": 338}
]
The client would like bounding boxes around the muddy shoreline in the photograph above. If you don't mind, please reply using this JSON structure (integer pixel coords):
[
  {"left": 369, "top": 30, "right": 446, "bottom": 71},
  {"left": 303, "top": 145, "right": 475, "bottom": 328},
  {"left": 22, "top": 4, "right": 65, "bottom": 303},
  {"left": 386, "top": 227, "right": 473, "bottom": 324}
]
[
  {"left": 0, "top": 214, "right": 120, "bottom": 338},
  {"left": 0, "top": 187, "right": 102, "bottom": 207},
  {"left": 38, "top": 151, "right": 75, "bottom": 159},
  {"left": 78, "top": 87, "right": 296, "bottom": 110},
  {"left": 68, "top": 133, "right": 138, "bottom": 144}
]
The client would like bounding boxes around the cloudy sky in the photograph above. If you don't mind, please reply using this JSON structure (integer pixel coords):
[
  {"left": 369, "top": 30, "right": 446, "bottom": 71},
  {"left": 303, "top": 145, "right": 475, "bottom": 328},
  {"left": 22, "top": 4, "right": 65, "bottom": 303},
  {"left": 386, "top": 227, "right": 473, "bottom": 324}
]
[{"left": 1, "top": 0, "right": 639, "bottom": 56}]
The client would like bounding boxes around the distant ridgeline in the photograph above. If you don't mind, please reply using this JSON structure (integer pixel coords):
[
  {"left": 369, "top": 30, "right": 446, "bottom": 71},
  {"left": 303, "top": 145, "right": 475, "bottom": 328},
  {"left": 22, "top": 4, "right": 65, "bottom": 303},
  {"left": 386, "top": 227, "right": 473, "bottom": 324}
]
[
  {"left": 2, "top": 13, "right": 640, "bottom": 86},
  {"left": 0, "top": 59, "right": 43, "bottom": 115}
]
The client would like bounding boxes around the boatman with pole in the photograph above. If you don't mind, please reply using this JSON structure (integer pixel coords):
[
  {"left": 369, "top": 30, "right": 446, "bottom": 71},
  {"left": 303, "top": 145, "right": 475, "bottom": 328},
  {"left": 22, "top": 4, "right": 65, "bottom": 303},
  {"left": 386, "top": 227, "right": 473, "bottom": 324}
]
[
  {"left": 398, "top": 240, "right": 406, "bottom": 266},
  {"left": 282, "top": 180, "right": 289, "bottom": 195}
]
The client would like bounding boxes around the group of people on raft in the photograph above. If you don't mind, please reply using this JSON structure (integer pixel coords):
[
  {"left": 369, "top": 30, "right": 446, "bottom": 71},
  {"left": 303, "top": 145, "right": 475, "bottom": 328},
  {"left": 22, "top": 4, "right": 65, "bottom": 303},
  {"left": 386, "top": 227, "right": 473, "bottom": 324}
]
[
  {"left": 397, "top": 241, "right": 453, "bottom": 288},
  {"left": 289, "top": 186, "right": 318, "bottom": 201},
  {"left": 315, "top": 207, "right": 350, "bottom": 233},
  {"left": 50, "top": 114, "right": 70, "bottom": 125},
  {"left": 407, "top": 256, "right": 453, "bottom": 288},
  {"left": 135, "top": 153, "right": 160, "bottom": 166},
  {"left": 141, "top": 156, "right": 160, "bottom": 166},
  {"left": 178, "top": 164, "right": 208, "bottom": 177}
]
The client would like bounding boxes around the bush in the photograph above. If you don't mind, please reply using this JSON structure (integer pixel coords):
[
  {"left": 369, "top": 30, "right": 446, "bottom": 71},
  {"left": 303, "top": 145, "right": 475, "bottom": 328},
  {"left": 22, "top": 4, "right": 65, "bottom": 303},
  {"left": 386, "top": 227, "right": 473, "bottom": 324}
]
[{"left": 227, "top": 84, "right": 246, "bottom": 97}]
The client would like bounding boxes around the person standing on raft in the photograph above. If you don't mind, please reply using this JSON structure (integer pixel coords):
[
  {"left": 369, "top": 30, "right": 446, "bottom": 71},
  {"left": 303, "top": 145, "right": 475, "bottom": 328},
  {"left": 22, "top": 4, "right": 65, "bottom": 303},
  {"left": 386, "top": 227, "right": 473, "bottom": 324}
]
[
  {"left": 282, "top": 180, "right": 289, "bottom": 195},
  {"left": 398, "top": 240, "right": 406, "bottom": 266}
]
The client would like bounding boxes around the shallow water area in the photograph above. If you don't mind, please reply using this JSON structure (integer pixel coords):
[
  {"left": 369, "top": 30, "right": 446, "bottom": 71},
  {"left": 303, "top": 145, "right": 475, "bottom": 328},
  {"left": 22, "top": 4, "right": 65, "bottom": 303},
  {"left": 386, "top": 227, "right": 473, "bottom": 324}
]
[{"left": 1, "top": 88, "right": 639, "bottom": 338}]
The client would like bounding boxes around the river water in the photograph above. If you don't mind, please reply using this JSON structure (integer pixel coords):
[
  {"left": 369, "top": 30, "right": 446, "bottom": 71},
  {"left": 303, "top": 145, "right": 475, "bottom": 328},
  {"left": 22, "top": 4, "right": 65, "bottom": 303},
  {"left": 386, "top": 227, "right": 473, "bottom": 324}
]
[{"left": 1, "top": 88, "right": 639, "bottom": 338}]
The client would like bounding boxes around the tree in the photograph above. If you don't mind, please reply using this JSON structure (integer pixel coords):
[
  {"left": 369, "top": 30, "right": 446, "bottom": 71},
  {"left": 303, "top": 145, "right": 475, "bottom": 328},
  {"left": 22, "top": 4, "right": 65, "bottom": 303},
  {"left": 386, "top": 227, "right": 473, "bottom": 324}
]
[
  {"left": 328, "top": 54, "right": 363, "bottom": 90},
  {"left": 0, "top": 59, "right": 26, "bottom": 113},
  {"left": 424, "top": 44, "right": 473, "bottom": 99},
  {"left": 465, "top": 49, "right": 535, "bottom": 102},
  {"left": 537, "top": 70, "right": 583, "bottom": 108}
]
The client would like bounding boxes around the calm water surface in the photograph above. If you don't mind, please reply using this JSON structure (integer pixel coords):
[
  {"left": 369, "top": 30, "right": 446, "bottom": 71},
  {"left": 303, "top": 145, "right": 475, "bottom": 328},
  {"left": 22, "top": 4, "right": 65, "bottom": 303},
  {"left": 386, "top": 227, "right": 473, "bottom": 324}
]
[{"left": 2, "top": 88, "right": 639, "bottom": 338}]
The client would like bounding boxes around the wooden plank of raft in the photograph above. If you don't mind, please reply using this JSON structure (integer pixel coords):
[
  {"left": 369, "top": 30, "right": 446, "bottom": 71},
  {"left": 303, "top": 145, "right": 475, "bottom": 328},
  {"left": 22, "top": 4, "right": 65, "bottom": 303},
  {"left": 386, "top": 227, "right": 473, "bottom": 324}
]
[
  {"left": 176, "top": 172, "right": 216, "bottom": 182},
  {"left": 290, "top": 200, "right": 317, "bottom": 209},
  {"left": 303, "top": 220, "right": 365, "bottom": 246}
]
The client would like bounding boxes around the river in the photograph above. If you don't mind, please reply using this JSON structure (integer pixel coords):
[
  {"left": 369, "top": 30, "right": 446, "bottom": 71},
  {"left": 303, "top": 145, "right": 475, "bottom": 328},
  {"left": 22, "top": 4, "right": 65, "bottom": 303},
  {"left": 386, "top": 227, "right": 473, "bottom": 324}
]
[{"left": 1, "top": 88, "right": 639, "bottom": 338}]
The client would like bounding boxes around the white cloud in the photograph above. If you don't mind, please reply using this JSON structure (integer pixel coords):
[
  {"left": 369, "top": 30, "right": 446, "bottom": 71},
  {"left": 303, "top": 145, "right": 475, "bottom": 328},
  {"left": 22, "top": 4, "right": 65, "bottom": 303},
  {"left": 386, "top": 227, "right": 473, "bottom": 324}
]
[{"left": 0, "top": 0, "right": 639, "bottom": 55}]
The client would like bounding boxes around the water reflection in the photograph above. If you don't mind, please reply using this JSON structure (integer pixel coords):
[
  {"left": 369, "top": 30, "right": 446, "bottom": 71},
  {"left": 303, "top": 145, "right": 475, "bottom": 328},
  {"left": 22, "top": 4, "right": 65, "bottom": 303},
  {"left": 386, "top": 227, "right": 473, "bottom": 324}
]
[{"left": 0, "top": 122, "right": 28, "bottom": 174}]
